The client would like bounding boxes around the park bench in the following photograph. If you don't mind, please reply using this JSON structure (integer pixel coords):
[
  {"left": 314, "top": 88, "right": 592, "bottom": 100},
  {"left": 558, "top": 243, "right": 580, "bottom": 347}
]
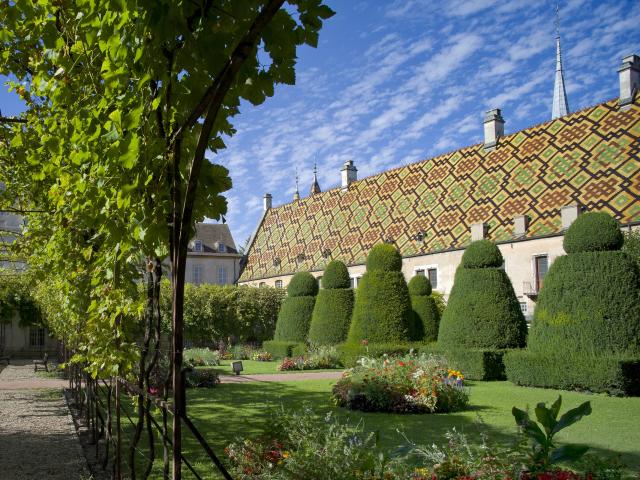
[{"left": 33, "top": 353, "right": 49, "bottom": 372}]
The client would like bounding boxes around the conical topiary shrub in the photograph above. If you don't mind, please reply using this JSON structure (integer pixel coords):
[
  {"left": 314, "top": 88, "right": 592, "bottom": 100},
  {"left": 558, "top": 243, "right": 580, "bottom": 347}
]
[
  {"left": 438, "top": 240, "right": 527, "bottom": 349},
  {"left": 273, "top": 272, "right": 318, "bottom": 342},
  {"left": 308, "top": 260, "right": 354, "bottom": 345},
  {"left": 347, "top": 243, "right": 412, "bottom": 344},
  {"left": 408, "top": 275, "right": 440, "bottom": 342},
  {"left": 528, "top": 212, "right": 640, "bottom": 356}
]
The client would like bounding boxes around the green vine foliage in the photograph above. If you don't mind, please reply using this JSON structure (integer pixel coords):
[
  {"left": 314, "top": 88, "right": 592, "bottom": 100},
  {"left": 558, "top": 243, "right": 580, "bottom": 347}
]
[
  {"left": 0, "top": 272, "right": 43, "bottom": 327},
  {"left": 0, "top": 0, "right": 334, "bottom": 377}
]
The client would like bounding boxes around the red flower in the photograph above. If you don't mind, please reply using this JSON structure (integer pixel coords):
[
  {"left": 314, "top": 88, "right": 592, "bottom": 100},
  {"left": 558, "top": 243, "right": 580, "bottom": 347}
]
[{"left": 361, "top": 339, "right": 369, "bottom": 346}]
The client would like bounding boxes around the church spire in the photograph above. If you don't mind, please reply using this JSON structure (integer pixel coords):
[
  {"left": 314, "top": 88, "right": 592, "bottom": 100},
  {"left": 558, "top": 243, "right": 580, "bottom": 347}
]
[
  {"left": 552, "top": 3, "right": 569, "bottom": 119},
  {"left": 293, "top": 167, "right": 300, "bottom": 201},
  {"left": 310, "top": 162, "right": 321, "bottom": 195}
]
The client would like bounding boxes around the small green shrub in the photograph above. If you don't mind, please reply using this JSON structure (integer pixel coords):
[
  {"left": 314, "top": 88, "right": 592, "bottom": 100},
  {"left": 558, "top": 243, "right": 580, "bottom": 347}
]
[
  {"left": 408, "top": 275, "right": 440, "bottom": 342},
  {"left": 623, "top": 229, "right": 640, "bottom": 268},
  {"left": 183, "top": 348, "right": 220, "bottom": 368},
  {"left": 262, "top": 340, "right": 304, "bottom": 359},
  {"left": 461, "top": 239, "right": 503, "bottom": 268},
  {"left": 563, "top": 211, "right": 624, "bottom": 254},
  {"left": 504, "top": 350, "right": 640, "bottom": 396},
  {"left": 321, "top": 260, "right": 351, "bottom": 289},
  {"left": 438, "top": 244, "right": 527, "bottom": 349},
  {"left": 336, "top": 342, "right": 413, "bottom": 368},
  {"left": 286, "top": 271, "right": 319, "bottom": 297},
  {"left": 366, "top": 243, "right": 402, "bottom": 272},
  {"left": 273, "top": 271, "right": 318, "bottom": 343},
  {"left": 309, "top": 261, "right": 354, "bottom": 345},
  {"left": 185, "top": 368, "right": 220, "bottom": 388}
]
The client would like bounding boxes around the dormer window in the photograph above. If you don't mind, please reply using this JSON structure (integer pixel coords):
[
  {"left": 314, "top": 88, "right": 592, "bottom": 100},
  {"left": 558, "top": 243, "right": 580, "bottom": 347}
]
[
  {"left": 218, "top": 242, "right": 226, "bottom": 253},
  {"left": 193, "top": 240, "right": 202, "bottom": 252}
]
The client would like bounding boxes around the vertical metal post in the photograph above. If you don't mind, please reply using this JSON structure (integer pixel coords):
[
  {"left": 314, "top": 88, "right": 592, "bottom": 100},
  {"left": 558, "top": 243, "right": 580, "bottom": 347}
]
[{"left": 115, "top": 378, "right": 122, "bottom": 480}]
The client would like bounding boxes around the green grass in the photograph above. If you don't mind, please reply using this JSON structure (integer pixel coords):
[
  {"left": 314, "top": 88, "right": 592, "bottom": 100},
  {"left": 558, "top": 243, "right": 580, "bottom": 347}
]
[
  {"left": 208, "top": 359, "right": 342, "bottom": 375},
  {"left": 113, "top": 380, "right": 640, "bottom": 479}
]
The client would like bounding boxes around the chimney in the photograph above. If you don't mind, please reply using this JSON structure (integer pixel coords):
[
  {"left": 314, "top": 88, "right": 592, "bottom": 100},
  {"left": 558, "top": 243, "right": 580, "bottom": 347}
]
[
  {"left": 341, "top": 160, "right": 357, "bottom": 189},
  {"left": 561, "top": 204, "right": 580, "bottom": 230},
  {"left": 263, "top": 193, "right": 272, "bottom": 212},
  {"left": 513, "top": 215, "right": 529, "bottom": 237},
  {"left": 618, "top": 54, "right": 640, "bottom": 109},
  {"left": 471, "top": 222, "right": 488, "bottom": 241},
  {"left": 483, "top": 108, "right": 505, "bottom": 150}
]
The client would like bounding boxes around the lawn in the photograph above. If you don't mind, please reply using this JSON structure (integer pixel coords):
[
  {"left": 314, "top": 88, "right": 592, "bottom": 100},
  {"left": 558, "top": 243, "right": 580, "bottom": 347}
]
[
  {"left": 209, "top": 359, "right": 342, "bottom": 375},
  {"left": 167, "top": 379, "right": 640, "bottom": 479}
]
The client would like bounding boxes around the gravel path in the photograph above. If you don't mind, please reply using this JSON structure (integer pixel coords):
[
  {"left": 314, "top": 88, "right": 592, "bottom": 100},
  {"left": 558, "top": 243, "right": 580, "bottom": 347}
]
[
  {"left": 219, "top": 371, "right": 343, "bottom": 383},
  {"left": 0, "top": 364, "right": 90, "bottom": 480}
]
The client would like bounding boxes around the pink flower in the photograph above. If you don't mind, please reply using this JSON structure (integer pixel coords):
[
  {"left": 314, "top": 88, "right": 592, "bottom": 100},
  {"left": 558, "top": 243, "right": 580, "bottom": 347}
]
[{"left": 361, "top": 339, "right": 369, "bottom": 346}]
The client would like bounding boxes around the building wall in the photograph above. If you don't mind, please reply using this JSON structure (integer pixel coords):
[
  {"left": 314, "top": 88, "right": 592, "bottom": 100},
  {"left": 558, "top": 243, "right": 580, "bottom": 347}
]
[
  {"left": 185, "top": 254, "right": 242, "bottom": 285},
  {"left": 238, "top": 234, "right": 570, "bottom": 320},
  {"left": 0, "top": 315, "right": 58, "bottom": 358}
]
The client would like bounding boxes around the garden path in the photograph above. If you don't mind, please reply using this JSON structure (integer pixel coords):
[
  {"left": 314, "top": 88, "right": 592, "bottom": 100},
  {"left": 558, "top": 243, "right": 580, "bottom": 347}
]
[
  {"left": 219, "top": 371, "right": 343, "bottom": 383},
  {"left": 0, "top": 362, "right": 89, "bottom": 479}
]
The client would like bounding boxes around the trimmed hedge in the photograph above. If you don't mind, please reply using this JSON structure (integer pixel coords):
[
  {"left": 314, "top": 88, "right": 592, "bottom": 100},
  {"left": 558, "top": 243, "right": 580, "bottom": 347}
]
[
  {"left": 419, "top": 344, "right": 506, "bottom": 381},
  {"left": 563, "top": 211, "right": 624, "bottom": 254},
  {"left": 461, "top": 239, "right": 504, "bottom": 268},
  {"left": 347, "top": 271, "right": 412, "bottom": 343},
  {"left": 263, "top": 340, "right": 305, "bottom": 359},
  {"left": 273, "top": 296, "right": 317, "bottom": 342},
  {"left": 408, "top": 276, "right": 440, "bottom": 342},
  {"left": 286, "top": 271, "right": 319, "bottom": 297},
  {"left": 336, "top": 342, "right": 413, "bottom": 368},
  {"left": 504, "top": 350, "right": 640, "bottom": 396},
  {"left": 438, "top": 242, "right": 527, "bottom": 350},
  {"left": 528, "top": 250, "right": 640, "bottom": 356},
  {"left": 366, "top": 243, "right": 403, "bottom": 272},
  {"left": 309, "top": 289, "right": 354, "bottom": 345},
  {"left": 321, "top": 260, "right": 351, "bottom": 289}
]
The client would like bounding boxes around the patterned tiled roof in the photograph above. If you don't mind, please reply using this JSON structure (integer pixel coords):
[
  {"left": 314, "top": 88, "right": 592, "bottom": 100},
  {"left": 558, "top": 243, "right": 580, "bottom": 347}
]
[{"left": 239, "top": 99, "right": 640, "bottom": 282}]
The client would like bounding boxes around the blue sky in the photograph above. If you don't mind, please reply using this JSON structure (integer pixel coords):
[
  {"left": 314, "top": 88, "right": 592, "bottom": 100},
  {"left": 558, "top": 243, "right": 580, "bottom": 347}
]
[{"left": 2, "top": 0, "right": 639, "bottom": 249}]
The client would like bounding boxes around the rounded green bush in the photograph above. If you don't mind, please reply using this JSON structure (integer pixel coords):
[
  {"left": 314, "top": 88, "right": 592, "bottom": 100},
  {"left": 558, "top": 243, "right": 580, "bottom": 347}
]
[
  {"left": 308, "top": 289, "right": 354, "bottom": 345},
  {"left": 347, "top": 270, "right": 412, "bottom": 344},
  {"left": 366, "top": 243, "right": 403, "bottom": 272},
  {"left": 273, "top": 296, "right": 317, "bottom": 342},
  {"left": 287, "top": 271, "right": 319, "bottom": 297},
  {"left": 563, "top": 212, "right": 623, "bottom": 254},
  {"left": 409, "top": 292, "right": 440, "bottom": 343},
  {"left": 322, "top": 260, "right": 351, "bottom": 289},
  {"left": 528, "top": 250, "right": 640, "bottom": 356},
  {"left": 461, "top": 240, "right": 503, "bottom": 268},
  {"left": 439, "top": 241, "right": 526, "bottom": 349},
  {"left": 408, "top": 275, "right": 432, "bottom": 296}
]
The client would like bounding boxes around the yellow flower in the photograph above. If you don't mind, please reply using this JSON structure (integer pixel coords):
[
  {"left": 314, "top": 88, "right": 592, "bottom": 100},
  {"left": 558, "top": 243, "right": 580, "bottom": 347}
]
[{"left": 282, "top": 451, "right": 290, "bottom": 459}]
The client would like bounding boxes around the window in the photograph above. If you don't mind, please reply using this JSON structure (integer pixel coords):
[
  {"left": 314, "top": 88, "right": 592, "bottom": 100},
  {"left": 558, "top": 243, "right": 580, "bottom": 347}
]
[
  {"left": 427, "top": 268, "right": 438, "bottom": 289},
  {"left": 193, "top": 264, "right": 202, "bottom": 285},
  {"left": 218, "top": 242, "right": 226, "bottom": 253},
  {"left": 259, "top": 282, "right": 266, "bottom": 288},
  {"left": 350, "top": 276, "right": 361, "bottom": 288},
  {"left": 218, "top": 266, "right": 228, "bottom": 284},
  {"left": 519, "top": 302, "right": 528, "bottom": 314},
  {"left": 29, "top": 327, "right": 45, "bottom": 347},
  {"left": 534, "top": 255, "right": 549, "bottom": 292},
  {"left": 275, "top": 280, "right": 283, "bottom": 288},
  {"left": 414, "top": 266, "right": 438, "bottom": 289},
  {"left": 193, "top": 240, "right": 202, "bottom": 252}
]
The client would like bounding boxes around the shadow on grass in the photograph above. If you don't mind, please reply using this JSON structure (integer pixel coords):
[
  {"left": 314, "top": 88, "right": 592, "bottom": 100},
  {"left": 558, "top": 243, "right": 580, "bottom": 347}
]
[{"left": 107, "top": 380, "right": 640, "bottom": 480}]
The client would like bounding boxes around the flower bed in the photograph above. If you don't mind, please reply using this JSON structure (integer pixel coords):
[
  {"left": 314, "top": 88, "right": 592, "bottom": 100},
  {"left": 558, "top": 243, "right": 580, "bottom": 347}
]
[
  {"left": 277, "top": 345, "right": 342, "bottom": 371},
  {"left": 183, "top": 347, "right": 220, "bottom": 367},
  {"left": 331, "top": 354, "right": 469, "bottom": 413}
]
